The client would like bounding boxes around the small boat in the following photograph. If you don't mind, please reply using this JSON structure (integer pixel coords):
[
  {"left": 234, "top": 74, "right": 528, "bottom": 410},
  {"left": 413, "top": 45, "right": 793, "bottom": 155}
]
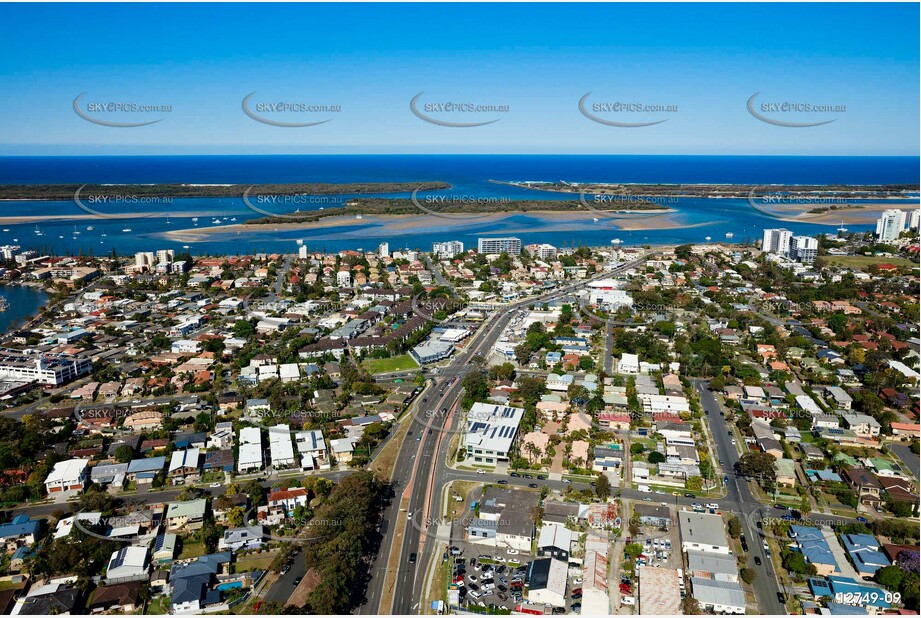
[
  {"left": 230, "top": 217, "right": 237, "bottom": 221},
  {"left": 101, "top": 233, "right": 107, "bottom": 237},
  {"left": 86, "top": 225, "right": 94, "bottom": 231},
  {"left": 182, "top": 245, "right": 190, "bottom": 249},
  {"left": 611, "top": 238, "right": 623, "bottom": 244},
  {"left": 59, "top": 235, "right": 64, "bottom": 239},
  {"left": 593, "top": 217, "right": 599, "bottom": 222},
  {"left": 192, "top": 217, "right": 199, "bottom": 222},
  {"left": 705, "top": 236, "right": 712, "bottom": 241},
  {"left": 725, "top": 232, "right": 734, "bottom": 239},
  {"left": 165, "top": 217, "right": 171, "bottom": 224},
  {"left": 222, "top": 217, "right": 228, "bottom": 221},
  {"left": 1, "top": 229, "right": 8, "bottom": 232},
  {"left": 355, "top": 214, "right": 363, "bottom": 220},
  {"left": 122, "top": 228, "right": 132, "bottom": 232}
]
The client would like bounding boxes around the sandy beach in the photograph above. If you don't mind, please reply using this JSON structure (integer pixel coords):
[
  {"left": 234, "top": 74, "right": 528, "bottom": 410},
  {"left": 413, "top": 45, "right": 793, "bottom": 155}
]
[{"left": 159, "top": 209, "right": 693, "bottom": 242}]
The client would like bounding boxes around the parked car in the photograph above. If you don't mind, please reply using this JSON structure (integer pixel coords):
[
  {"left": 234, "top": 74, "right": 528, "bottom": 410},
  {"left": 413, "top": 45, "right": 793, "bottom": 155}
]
[{"left": 621, "top": 596, "right": 635, "bottom": 606}]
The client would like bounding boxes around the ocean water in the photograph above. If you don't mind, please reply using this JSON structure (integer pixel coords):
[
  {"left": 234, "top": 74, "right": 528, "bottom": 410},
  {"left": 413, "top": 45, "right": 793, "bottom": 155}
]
[
  {"left": 0, "top": 155, "right": 916, "bottom": 255},
  {"left": 0, "top": 286, "right": 47, "bottom": 333}
]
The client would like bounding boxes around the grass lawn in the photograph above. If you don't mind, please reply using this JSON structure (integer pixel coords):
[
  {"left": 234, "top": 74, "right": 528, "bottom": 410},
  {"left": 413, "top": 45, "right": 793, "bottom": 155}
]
[
  {"left": 178, "top": 539, "right": 205, "bottom": 560},
  {"left": 364, "top": 354, "right": 419, "bottom": 374},
  {"left": 146, "top": 595, "right": 170, "bottom": 615},
  {"left": 821, "top": 255, "right": 917, "bottom": 269},
  {"left": 233, "top": 551, "right": 277, "bottom": 572}
]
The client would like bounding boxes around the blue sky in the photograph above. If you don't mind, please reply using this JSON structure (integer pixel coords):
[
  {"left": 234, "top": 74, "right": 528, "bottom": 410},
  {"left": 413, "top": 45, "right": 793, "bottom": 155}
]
[{"left": 0, "top": 3, "right": 917, "bottom": 155}]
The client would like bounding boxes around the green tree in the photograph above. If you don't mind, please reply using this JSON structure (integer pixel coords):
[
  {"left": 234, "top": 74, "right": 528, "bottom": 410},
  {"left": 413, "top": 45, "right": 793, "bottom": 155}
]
[
  {"left": 595, "top": 474, "right": 611, "bottom": 500},
  {"left": 113, "top": 445, "right": 135, "bottom": 463},
  {"left": 876, "top": 565, "right": 906, "bottom": 590},
  {"left": 740, "top": 568, "right": 757, "bottom": 585},
  {"left": 648, "top": 451, "right": 665, "bottom": 464},
  {"left": 727, "top": 515, "right": 741, "bottom": 539}
]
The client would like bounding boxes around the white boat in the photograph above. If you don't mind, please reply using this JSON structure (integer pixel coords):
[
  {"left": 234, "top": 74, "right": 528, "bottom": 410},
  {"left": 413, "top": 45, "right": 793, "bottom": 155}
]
[
  {"left": 593, "top": 217, "right": 599, "bottom": 222},
  {"left": 611, "top": 238, "right": 623, "bottom": 244},
  {"left": 230, "top": 217, "right": 237, "bottom": 221},
  {"left": 705, "top": 236, "right": 712, "bottom": 241},
  {"left": 86, "top": 225, "right": 94, "bottom": 231},
  {"left": 101, "top": 233, "right": 107, "bottom": 237},
  {"left": 355, "top": 214, "right": 363, "bottom": 219},
  {"left": 192, "top": 217, "right": 198, "bottom": 222},
  {"left": 122, "top": 228, "right": 132, "bottom": 232},
  {"left": 725, "top": 232, "right": 734, "bottom": 239},
  {"left": 1, "top": 229, "right": 8, "bottom": 232},
  {"left": 182, "top": 245, "right": 190, "bottom": 249},
  {"left": 59, "top": 235, "right": 64, "bottom": 239}
]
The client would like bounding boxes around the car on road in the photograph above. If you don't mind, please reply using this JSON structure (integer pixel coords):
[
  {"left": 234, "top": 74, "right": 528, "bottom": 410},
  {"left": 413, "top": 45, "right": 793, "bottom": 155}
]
[
  {"left": 407, "top": 511, "right": 413, "bottom": 520},
  {"left": 774, "top": 503, "right": 788, "bottom": 510},
  {"left": 856, "top": 516, "right": 868, "bottom": 523},
  {"left": 528, "top": 483, "right": 538, "bottom": 488},
  {"left": 571, "top": 603, "right": 582, "bottom": 613},
  {"left": 292, "top": 576, "right": 303, "bottom": 587},
  {"left": 280, "top": 563, "right": 291, "bottom": 575},
  {"left": 754, "top": 556, "right": 761, "bottom": 566},
  {"left": 642, "top": 497, "right": 652, "bottom": 501},
  {"left": 510, "top": 472, "right": 520, "bottom": 478},
  {"left": 705, "top": 503, "right": 719, "bottom": 510},
  {"left": 777, "top": 592, "right": 786, "bottom": 604},
  {"left": 507, "top": 549, "right": 519, "bottom": 555},
  {"left": 409, "top": 553, "right": 417, "bottom": 564},
  {"left": 523, "top": 474, "right": 533, "bottom": 479},
  {"left": 210, "top": 483, "right": 222, "bottom": 488},
  {"left": 561, "top": 478, "right": 571, "bottom": 484},
  {"left": 728, "top": 430, "right": 733, "bottom": 435},
  {"left": 684, "top": 492, "right": 696, "bottom": 498},
  {"left": 498, "top": 479, "right": 508, "bottom": 484},
  {"left": 537, "top": 475, "right": 546, "bottom": 480},
  {"left": 476, "top": 469, "right": 486, "bottom": 475}
]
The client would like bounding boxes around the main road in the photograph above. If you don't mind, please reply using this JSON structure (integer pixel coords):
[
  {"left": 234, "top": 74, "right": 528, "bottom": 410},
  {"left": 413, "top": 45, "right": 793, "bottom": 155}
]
[{"left": 370, "top": 257, "right": 648, "bottom": 615}]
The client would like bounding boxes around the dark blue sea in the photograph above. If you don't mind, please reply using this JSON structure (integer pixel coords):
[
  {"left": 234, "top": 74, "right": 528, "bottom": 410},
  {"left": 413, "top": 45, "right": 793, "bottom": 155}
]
[{"left": 0, "top": 155, "right": 917, "bottom": 255}]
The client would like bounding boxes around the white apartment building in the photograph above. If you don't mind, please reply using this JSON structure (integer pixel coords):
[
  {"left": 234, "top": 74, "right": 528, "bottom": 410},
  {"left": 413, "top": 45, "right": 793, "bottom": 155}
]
[
  {"left": 238, "top": 426, "right": 264, "bottom": 473},
  {"left": 0, "top": 352, "right": 93, "bottom": 386},
  {"left": 790, "top": 235, "right": 818, "bottom": 264},
  {"left": 463, "top": 403, "right": 526, "bottom": 467},
  {"left": 762, "top": 228, "right": 793, "bottom": 257},
  {"left": 478, "top": 237, "right": 522, "bottom": 256},
  {"left": 909, "top": 209, "right": 921, "bottom": 231},
  {"left": 876, "top": 209, "right": 907, "bottom": 241},
  {"left": 269, "top": 424, "right": 296, "bottom": 469},
  {"left": 378, "top": 242, "right": 390, "bottom": 257},
  {"left": 527, "top": 243, "right": 558, "bottom": 260},
  {"left": 432, "top": 240, "right": 464, "bottom": 259},
  {"left": 336, "top": 270, "right": 352, "bottom": 288}
]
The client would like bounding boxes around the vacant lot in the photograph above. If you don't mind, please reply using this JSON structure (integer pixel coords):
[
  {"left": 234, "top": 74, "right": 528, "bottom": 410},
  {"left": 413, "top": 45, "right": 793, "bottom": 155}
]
[
  {"left": 821, "top": 255, "right": 917, "bottom": 269},
  {"left": 364, "top": 354, "right": 418, "bottom": 374}
]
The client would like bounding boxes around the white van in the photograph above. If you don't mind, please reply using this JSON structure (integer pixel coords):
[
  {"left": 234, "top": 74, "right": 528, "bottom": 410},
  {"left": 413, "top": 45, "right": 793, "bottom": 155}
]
[{"left": 638, "top": 485, "right": 651, "bottom": 493}]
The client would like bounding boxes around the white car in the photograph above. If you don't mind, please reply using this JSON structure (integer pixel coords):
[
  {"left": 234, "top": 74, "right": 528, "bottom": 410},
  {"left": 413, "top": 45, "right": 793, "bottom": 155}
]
[
  {"left": 407, "top": 511, "right": 413, "bottom": 520},
  {"left": 621, "top": 596, "right": 636, "bottom": 606},
  {"left": 706, "top": 503, "right": 719, "bottom": 510},
  {"left": 469, "top": 590, "right": 481, "bottom": 599},
  {"left": 476, "top": 469, "right": 486, "bottom": 475},
  {"left": 507, "top": 549, "right": 519, "bottom": 555}
]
